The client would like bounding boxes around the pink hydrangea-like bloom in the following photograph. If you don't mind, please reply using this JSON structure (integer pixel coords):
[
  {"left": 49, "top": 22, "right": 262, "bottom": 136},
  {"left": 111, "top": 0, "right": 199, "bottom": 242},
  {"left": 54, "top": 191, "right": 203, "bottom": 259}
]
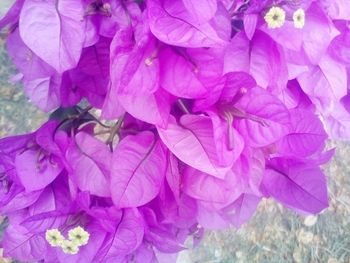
[{"left": 0, "top": 0, "right": 349, "bottom": 262}]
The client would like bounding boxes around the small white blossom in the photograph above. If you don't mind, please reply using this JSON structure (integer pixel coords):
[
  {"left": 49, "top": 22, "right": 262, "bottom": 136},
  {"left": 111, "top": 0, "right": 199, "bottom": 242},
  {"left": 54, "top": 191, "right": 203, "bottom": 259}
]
[
  {"left": 68, "top": 226, "right": 90, "bottom": 246},
  {"left": 45, "top": 229, "right": 64, "bottom": 247},
  {"left": 264, "top": 6, "right": 286, "bottom": 29},
  {"left": 293, "top": 8, "right": 306, "bottom": 29},
  {"left": 61, "top": 240, "right": 80, "bottom": 255}
]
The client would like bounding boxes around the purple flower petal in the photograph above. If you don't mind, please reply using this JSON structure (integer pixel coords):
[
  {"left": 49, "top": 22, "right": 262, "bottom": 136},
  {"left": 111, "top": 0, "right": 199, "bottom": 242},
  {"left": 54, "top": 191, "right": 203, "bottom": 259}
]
[
  {"left": 15, "top": 149, "right": 63, "bottom": 192},
  {"left": 66, "top": 132, "right": 111, "bottom": 197},
  {"left": 19, "top": 0, "right": 85, "bottom": 73},
  {"left": 111, "top": 132, "right": 166, "bottom": 208},
  {"left": 262, "top": 159, "right": 328, "bottom": 214},
  {"left": 148, "top": 0, "right": 230, "bottom": 48},
  {"left": 158, "top": 115, "right": 234, "bottom": 178},
  {"left": 95, "top": 208, "right": 144, "bottom": 259}
]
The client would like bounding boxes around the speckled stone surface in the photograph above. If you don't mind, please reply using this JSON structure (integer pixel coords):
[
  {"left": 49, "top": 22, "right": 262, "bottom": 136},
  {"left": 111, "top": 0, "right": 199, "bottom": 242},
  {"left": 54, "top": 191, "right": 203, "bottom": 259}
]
[{"left": 1, "top": 4, "right": 350, "bottom": 262}]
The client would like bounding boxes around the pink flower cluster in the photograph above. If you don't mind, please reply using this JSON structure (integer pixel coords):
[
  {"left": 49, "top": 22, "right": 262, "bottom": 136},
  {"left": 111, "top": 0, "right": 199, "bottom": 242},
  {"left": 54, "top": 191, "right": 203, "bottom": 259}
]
[{"left": 0, "top": 0, "right": 349, "bottom": 262}]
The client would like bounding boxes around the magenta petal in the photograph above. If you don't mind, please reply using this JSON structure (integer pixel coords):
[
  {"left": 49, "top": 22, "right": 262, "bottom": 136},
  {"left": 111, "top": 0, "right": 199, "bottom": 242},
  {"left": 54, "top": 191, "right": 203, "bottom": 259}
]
[
  {"left": 3, "top": 221, "right": 47, "bottom": 262},
  {"left": 276, "top": 109, "right": 328, "bottom": 158},
  {"left": 15, "top": 150, "right": 62, "bottom": 192},
  {"left": 0, "top": 132, "right": 34, "bottom": 157},
  {"left": 110, "top": 27, "right": 160, "bottom": 96},
  {"left": 233, "top": 148, "right": 265, "bottom": 195},
  {"left": 157, "top": 115, "right": 233, "bottom": 178},
  {"left": 196, "top": 203, "right": 230, "bottom": 229},
  {"left": 219, "top": 72, "right": 256, "bottom": 102},
  {"left": 198, "top": 192, "right": 262, "bottom": 229},
  {"left": 262, "top": 162, "right": 329, "bottom": 214},
  {"left": 249, "top": 31, "right": 288, "bottom": 92},
  {"left": 208, "top": 112, "right": 244, "bottom": 165},
  {"left": 261, "top": 21, "right": 303, "bottom": 51},
  {"left": 19, "top": 0, "right": 85, "bottom": 73},
  {"left": 298, "top": 54, "right": 347, "bottom": 111},
  {"left": 145, "top": 226, "right": 184, "bottom": 253},
  {"left": 96, "top": 208, "right": 144, "bottom": 259},
  {"left": 74, "top": 131, "right": 112, "bottom": 170},
  {"left": 6, "top": 28, "right": 55, "bottom": 80},
  {"left": 165, "top": 153, "right": 181, "bottom": 202},
  {"left": 224, "top": 32, "right": 250, "bottom": 74},
  {"left": 183, "top": 167, "right": 243, "bottom": 210},
  {"left": 70, "top": 37, "right": 111, "bottom": 107},
  {"left": 243, "top": 14, "right": 257, "bottom": 40},
  {"left": 65, "top": 132, "right": 111, "bottom": 197},
  {"left": 118, "top": 88, "right": 171, "bottom": 127},
  {"left": 302, "top": 3, "right": 339, "bottom": 64},
  {"left": 132, "top": 244, "right": 157, "bottom": 263},
  {"left": 95, "top": 0, "right": 132, "bottom": 38},
  {"left": 101, "top": 82, "right": 126, "bottom": 120},
  {"left": 160, "top": 47, "right": 224, "bottom": 99},
  {"left": 110, "top": 132, "right": 167, "bottom": 208},
  {"left": 154, "top": 252, "right": 178, "bottom": 263},
  {"left": 229, "top": 193, "right": 261, "bottom": 228},
  {"left": 182, "top": 0, "right": 217, "bottom": 23},
  {"left": 324, "top": 102, "right": 350, "bottom": 139},
  {"left": 21, "top": 210, "right": 71, "bottom": 233},
  {"left": 0, "top": 185, "right": 42, "bottom": 214},
  {"left": 321, "top": 0, "right": 350, "bottom": 20},
  {"left": 148, "top": 0, "right": 230, "bottom": 48},
  {"left": 235, "top": 87, "right": 291, "bottom": 147},
  {"left": 35, "top": 121, "right": 62, "bottom": 156},
  {"left": 23, "top": 75, "right": 61, "bottom": 112},
  {"left": 160, "top": 47, "right": 213, "bottom": 98},
  {"left": 27, "top": 176, "right": 70, "bottom": 211}
]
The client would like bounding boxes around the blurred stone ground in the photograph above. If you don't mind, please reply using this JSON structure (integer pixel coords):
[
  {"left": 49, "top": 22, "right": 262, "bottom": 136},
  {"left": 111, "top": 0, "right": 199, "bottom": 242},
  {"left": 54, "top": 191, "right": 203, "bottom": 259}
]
[{"left": 1, "top": 5, "right": 350, "bottom": 263}]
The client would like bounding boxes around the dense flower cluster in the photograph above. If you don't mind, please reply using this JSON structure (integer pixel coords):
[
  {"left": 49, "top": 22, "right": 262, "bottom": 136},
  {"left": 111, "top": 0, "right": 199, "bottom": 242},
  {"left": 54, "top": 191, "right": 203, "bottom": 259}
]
[{"left": 0, "top": 0, "right": 349, "bottom": 262}]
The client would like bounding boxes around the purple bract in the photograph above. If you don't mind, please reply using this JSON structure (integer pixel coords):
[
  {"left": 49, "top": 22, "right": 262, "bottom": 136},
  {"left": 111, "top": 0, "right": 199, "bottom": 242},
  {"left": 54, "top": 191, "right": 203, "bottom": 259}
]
[{"left": 0, "top": 0, "right": 349, "bottom": 262}]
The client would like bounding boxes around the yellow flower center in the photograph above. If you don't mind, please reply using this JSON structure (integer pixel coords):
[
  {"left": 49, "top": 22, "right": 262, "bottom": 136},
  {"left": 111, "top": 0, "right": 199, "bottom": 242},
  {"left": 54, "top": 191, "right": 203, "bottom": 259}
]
[
  {"left": 264, "top": 6, "right": 286, "bottom": 29},
  {"left": 293, "top": 8, "right": 306, "bottom": 29},
  {"left": 61, "top": 240, "right": 80, "bottom": 255},
  {"left": 45, "top": 229, "right": 64, "bottom": 247},
  {"left": 68, "top": 226, "right": 90, "bottom": 246}
]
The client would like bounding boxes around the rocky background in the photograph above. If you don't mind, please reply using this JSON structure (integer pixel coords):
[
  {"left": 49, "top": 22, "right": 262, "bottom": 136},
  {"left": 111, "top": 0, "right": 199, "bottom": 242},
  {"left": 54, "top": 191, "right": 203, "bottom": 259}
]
[{"left": 1, "top": 1, "right": 350, "bottom": 262}]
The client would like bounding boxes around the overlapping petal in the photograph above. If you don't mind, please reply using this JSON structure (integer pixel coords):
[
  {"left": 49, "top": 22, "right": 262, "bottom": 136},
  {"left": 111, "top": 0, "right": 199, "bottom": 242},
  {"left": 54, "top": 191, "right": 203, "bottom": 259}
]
[{"left": 1, "top": 0, "right": 349, "bottom": 261}]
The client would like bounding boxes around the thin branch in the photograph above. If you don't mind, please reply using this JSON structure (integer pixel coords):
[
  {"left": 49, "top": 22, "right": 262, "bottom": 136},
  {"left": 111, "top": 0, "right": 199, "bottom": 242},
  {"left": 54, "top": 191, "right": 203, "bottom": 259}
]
[{"left": 177, "top": 99, "right": 190, "bottom": 114}]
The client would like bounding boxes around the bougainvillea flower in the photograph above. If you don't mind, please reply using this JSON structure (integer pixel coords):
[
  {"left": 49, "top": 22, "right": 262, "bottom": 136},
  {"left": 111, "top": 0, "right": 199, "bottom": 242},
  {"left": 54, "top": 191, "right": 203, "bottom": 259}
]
[{"left": 1, "top": 0, "right": 350, "bottom": 261}]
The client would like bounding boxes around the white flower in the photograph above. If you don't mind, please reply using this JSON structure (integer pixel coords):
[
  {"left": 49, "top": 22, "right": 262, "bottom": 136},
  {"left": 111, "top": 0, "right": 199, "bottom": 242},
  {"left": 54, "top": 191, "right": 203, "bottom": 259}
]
[
  {"left": 45, "top": 229, "right": 64, "bottom": 247},
  {"left": 68, "top": 226, "right": 90, "bottom": 246},
  {"left": 293, "top": 8, "right": 306, "bottom": 29},
  {"left": 61, "top": 240, "right": 80, "bottom": 255},
  {"left": 264, "top": 6, "right": 286, "bottom": 29}
]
